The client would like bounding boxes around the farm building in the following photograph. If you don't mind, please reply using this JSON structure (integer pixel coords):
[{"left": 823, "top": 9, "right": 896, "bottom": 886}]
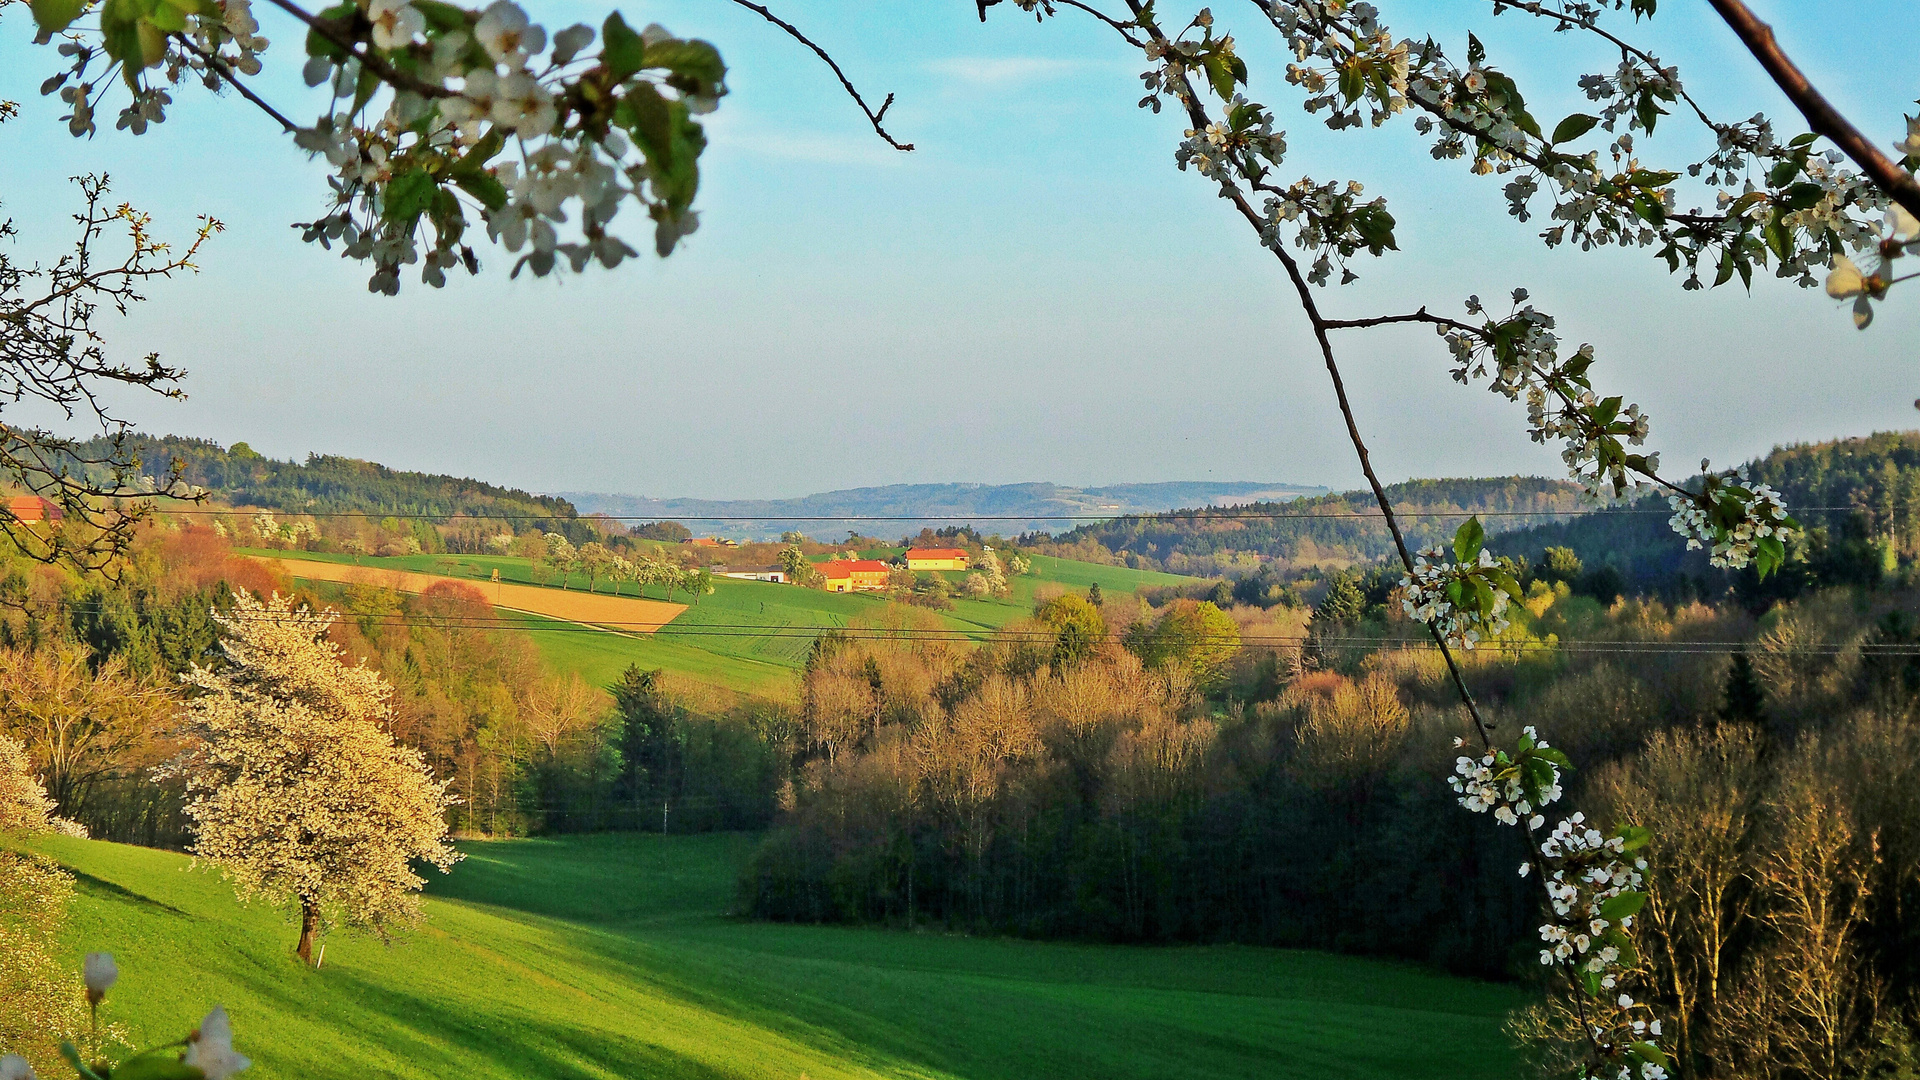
[
  {"left": 819, "top": 559, "right": 891, "bottom": 593},
  {"left": 715, "top": 565, "right": 787, "bottom": 583},
  {"left": 3, "top": 495, "right": 64, "bottom": 524},
  {"left": 683, "top": 536, "right": 738, "bottom": 548},
  {"left": 904, "top": 547, "right": 970, "bottom": 571}
]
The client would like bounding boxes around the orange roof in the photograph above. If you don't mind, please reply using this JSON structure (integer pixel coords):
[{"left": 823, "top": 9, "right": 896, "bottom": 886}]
[
  {"left": 5, "top": 495, "right": 63, "bottom": 522},
  {"left": 819, "top": 559, "right": 892, "bottom": 578},
  {"left": 906, "top": 547, "right": 968, "bottom": 560}
]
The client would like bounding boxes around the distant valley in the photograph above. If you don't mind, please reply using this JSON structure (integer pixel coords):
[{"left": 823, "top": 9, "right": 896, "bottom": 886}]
[{"left": 559, "top": 481, "right": 1330, "bottom": 540}]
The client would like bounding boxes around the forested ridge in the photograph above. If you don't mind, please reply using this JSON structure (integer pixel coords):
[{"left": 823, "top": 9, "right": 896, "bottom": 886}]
[
  {"left": 73, "top": 434, "right": 582, "bottom": 525},
  {"left": 1029, "top": 476, "right": 1586, "bottom": 575}
]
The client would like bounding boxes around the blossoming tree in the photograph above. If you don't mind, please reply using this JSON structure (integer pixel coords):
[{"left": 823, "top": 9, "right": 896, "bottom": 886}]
[
  {"left": 161, "top": 591, "right": 461, "bottom": 965},
  {"left": 13, "top": 0, "right": 1920, "bottom": 1071}
]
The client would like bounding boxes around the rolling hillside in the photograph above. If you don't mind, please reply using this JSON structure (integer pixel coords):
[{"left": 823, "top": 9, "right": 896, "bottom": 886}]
[
  {"left": 1040, "top": 477, "right": 1589, "bottom": 573},
  {"left": 15, "top": 831, "right": 1526, "bottom": 1079},
  {"left": 253, "top": 548, "right": 1194, "bottom": 698}
]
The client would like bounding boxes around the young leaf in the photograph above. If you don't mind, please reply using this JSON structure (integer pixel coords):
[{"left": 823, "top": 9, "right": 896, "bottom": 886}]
[
  {"left": 28, "top": 0, "right": 87, "bottom": 33},
  {"left": 1550, "top": 113, "right": 1598, "bottom": 145},
  {"left": 1453, "top": 517, "right": 1485, "bottom": 565}
]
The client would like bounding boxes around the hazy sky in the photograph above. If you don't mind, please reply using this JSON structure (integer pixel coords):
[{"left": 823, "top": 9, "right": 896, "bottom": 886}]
[{"left": 0, "top": 1, "right": 1913, "bottom": 499}]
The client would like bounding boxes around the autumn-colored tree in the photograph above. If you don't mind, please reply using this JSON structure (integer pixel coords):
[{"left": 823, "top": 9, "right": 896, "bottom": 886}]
[
  {"left": 1035, "top": 594, "right": 1107, "bottom": 669},
  {"left": 162, "top": 592, "right": 461, "bottom": 965},
  {"left": 0, "top": 644, "right": 177, "bottom": 816}
]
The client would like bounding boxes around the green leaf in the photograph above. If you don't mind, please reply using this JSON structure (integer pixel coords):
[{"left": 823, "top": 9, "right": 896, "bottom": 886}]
[
  {"left": 1599, "top": 890, "right": 1648, "bottom": 922},
  {"left": 382, "top": 168, "right": 438, "bottom": 222},
  {"left": 411, "top": 0, "right": 467, "bottom": 33},
  {"left": 1754, "top": 535, "right": 1787, "bottom": 580},
  {"left": 1550, "top": 113, "right": 1598, "bottom": 146},
  {"left": 1453, "top": 517, "right": 1485, "bottom": 565},
  {"left": 1533, "top": 747, "right": 1573, "bottom": 770},
  {"left": 147, "top": 0, "right": 186, "bottom": 32},
  {"left": 1780, "top": 181, "right": 1825, "bottom": 211},
  {"left": 59, "top": 1043, "right": 108, "bottom": 1080},
  {"left": 643, "top": 37, "right": 725, "bottom": 95},
  {"left": 1630, "top": 1042, "right": 1670, "bottom": 1069},
  {"left": 305, "top": 1, "right": 355, "bottom": 60},
  {"left": 450, "top": 169, "right": 507, "bottom": 211},
  {"left": 601, "top": 11, "right": 647, "bottom": 82},
  {"left": 28, "top": 0, "right": 87, "bottom": 33},
  {"left": 1616, "top": 824, "right": 1652, "bottom": 852},
  {"left": 1205, "top": 53, "right": 1237, "bottom": 101}
]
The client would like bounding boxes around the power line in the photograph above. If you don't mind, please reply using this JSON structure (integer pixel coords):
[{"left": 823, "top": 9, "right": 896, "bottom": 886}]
[{"left": 141, "top": 505, "right": 1882, "bottom": 523}]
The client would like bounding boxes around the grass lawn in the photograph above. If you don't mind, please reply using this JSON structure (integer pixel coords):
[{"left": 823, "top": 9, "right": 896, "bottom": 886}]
[
  {"left": 249, "top": 548, "right": 1200, "bottom": 697},
  {"left": 19, "top": 832, "right": 1527, "bottom": 1080}
]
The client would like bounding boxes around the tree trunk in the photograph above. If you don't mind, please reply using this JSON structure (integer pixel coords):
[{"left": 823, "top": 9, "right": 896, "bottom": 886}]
[{"left": 296, "top": 898, "right": 321, "bottom": 965}]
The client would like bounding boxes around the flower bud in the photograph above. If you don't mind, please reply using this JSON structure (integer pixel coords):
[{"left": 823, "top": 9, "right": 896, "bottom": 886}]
[{"left": 83, "top": 952, "right": 118, "bottom": 1004}]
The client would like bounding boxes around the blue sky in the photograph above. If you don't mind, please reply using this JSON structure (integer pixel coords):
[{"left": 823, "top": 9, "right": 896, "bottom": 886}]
[{"left": 0, "top": 0, "right": 1913, "bottom": 499}]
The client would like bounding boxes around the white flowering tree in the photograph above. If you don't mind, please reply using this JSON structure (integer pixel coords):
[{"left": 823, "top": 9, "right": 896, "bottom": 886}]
[
  {"left": 13, "top": 0, "right": 1920, "bottom": 1069},
  {"left": 161, "top": 591, "right": 461, "bottom": 965}
]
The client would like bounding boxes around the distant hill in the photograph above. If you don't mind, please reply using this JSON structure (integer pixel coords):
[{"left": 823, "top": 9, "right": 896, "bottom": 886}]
[
  {"left": 561, "top": 481, "right": 1328, "bottom": 541},
  {"left": 78, "top": 434, "right": 582, "bottom": 524},
  {"left": 1038, "top": 476, "right": 1589, "bottom": 575}
]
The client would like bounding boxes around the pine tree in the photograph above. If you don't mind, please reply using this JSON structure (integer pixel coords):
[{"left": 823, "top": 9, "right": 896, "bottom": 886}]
[{"left": 1719, "top": 650, "right": 1767, "bottom": 725}]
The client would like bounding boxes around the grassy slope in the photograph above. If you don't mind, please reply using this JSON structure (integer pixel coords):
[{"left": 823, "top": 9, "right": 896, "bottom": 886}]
[
  {"left": 255, "top": 549, "right": 1193, "bottom": 696},
  {"left": 24, "top": 832, "right": 1525, "bottom": 1080}
]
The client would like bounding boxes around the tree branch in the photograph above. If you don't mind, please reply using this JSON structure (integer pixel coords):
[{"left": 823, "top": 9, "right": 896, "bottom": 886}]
[
  {"left": 1706, "top": 0, "right": 1920, "bottom": 220},
  {"left": 722, "top": 0, "right": 914, "bottom": 151},
  {"left": 177, "top": 39, "right": 300, "bottom": 133},
  {"left": 258, "top": 0, "right": 454, "bottom": 99}
]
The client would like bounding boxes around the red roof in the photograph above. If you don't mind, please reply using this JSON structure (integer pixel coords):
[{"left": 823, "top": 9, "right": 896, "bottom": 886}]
[
  {"left": 905, "top": 548, "right": 968, "bottom": 560},
  {"left": 819, "top": 559, "right": 892, "bottom": 578},
  {"left": 5, "top": 495, "right": 63, "bottom": 522}
]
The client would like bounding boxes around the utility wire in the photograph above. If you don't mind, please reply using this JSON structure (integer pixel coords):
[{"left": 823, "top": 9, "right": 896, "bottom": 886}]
[{"left": 141, "top": 505, "right": 1882, "bottom": 522}]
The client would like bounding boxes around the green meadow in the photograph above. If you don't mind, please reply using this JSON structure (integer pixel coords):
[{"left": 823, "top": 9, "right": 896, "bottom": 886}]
[
  {"left": 19, "top": 831, "right": 1526, "bottom": 1079},
  {"left": 253, "top": 548, "right": 1195, "bottom": 697}
]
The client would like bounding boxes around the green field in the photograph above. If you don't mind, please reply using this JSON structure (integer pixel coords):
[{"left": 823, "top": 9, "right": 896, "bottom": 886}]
[
  {"left": 253, "top": 548, "right": 1195, "bottom": 696},
  {"left": 17, "top": 831, "right": 1526, "bottom": 1079}
]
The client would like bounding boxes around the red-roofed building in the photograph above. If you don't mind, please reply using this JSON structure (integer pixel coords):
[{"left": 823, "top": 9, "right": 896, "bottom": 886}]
[
  {"left": 819, "top": 559, "right": 892, "bottom": 593},
  {"left": 4, "top": 495, "right": 64, "bottom": 525},
  {"left": 683, "top": 536, "right": 738, "bottom": 548},
  {"left": 904, "top": 547, "right": 970, "bottom": 571}
]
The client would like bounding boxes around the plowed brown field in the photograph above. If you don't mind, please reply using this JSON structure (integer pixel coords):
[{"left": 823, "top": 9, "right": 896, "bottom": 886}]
[{"left": 256, "top": 557, "right": 688, "bottom": 632}]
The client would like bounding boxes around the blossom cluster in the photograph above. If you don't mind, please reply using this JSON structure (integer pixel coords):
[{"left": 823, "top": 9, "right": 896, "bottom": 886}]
[
  {"left": 1248, "top": 0, "right": 1896, "bottom": 308},
  {"left": 1666, "top": 467, "right": 1797, "bottom": 573},
  {"left": 1444, "top": 294, "right": 1658, "bottom": 499},
  {"left": 30, "top": 0, "right": 726, "bottom": 293},
  {"left": 1402, "top": 544, "right": 1513, "bottom": 651},
  {"left": 1446, "top": 727, "right": 1671, "bottom": 1079}
]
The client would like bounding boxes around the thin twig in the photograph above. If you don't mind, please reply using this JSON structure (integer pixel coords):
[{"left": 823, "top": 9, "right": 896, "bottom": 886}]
[
  {"left": 259, "top": 0, "right": 454, "bottom": 99},
  {"left": 1706, "top": 0, "right": 1920, "bottom": 220},
  {"left": 176, "top": 39, "right": 300, "bottom": 133},
  {"left": 722, "top": 0, "right": 914, "bottom": 151}
]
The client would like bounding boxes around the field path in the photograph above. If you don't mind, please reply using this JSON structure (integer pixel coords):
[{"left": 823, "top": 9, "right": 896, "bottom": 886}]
[{"left": 255, "top": 556, "right": 688, "bottom": 632}]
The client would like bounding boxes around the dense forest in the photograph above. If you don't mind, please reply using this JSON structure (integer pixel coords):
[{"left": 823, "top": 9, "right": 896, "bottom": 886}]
[
  {"left": 1026, "top": 476, "right": 1586, "bottom": 576},
  {"left": 1499, "top": 433, "right": 1920, "bottom": 599},
  {"left": 69, "top": 434, "right": 593, "bottom": 544}
]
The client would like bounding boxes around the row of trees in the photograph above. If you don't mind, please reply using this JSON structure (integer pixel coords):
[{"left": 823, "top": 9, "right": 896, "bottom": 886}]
[{"left": 534, "top": 533, "right": 714, "bottom": 601}]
